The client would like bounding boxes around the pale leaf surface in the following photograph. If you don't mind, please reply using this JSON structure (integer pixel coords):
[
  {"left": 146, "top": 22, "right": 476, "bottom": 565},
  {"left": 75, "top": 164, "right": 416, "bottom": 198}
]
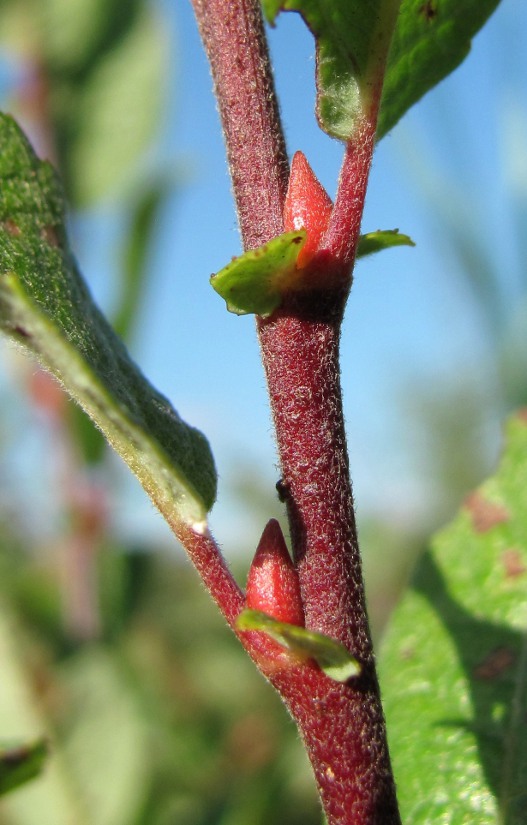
[
  {"left": 380, "top": 413, "right": 527, "bottom": 823},
  {"left": 0, "top": 114, "right": 216, "bottom": 528}
]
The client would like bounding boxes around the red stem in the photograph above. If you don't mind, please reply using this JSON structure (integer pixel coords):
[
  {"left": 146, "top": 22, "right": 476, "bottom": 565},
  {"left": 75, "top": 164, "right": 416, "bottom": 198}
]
[
  {"left": 258, "top": 294, "right": 400, "bottom": 824},
  {"left": 175, "top": 523, "right": 244, "bottom": 627},
  {"left": 190, "top": 1, "right": 400, "bottom": 822},
  {"left": 191, "top": 0, "right": 288, "bottom": 248},
  {"left": 322, "top": 121, "right": 377, "bottom": 268},
  {"left": 258, "top": 295, "right": 362, "bottom": 647}
]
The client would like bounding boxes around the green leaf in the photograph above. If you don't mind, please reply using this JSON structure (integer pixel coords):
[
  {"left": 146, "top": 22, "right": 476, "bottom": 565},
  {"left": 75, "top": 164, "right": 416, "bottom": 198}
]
[
  {"left": 60, "top": 648, "right": 151, "bottom": 825},
  {"left": 356, "top": 229, "right": 415, "bottom": 258},
  {"left": 262, "top": 0, "right": 400, "bottom": 141},
  {"left": 67, "top": 7, "right": 168, "bottom": 205},
  {"left": 0, "top": 599, "right": 88, "bottom": 823},
  {"left": 0, "top": 739, "right": 48, "bottom": 797},
  {"left": 14, "top": 1, "right": 169, "bottom": 206},
  {"left": 237, "top": 609, "right": 361, "bottom": 682},
  {"left": 0, "top": 113, "right": 216, "bottom": 528},
  {"left": 379, "top": 412, "right": 527, "bottom": 823},
  {"left": 114, "top": 179, "right": 171, "bottom": 341},
  {"left": 33, "top": 0, "right": 123, "bottom": 73},
  {"left": 378, "top": 0, "right": 504, "bottom": 140},
  {"left": 210, "top": 230, "right": 307, "bottom": 317}
]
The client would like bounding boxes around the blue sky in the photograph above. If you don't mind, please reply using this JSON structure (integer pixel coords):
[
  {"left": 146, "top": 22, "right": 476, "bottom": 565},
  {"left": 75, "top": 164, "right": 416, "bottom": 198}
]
[{"left": 2, "top": 1, "right": 526, "bottom": 558}]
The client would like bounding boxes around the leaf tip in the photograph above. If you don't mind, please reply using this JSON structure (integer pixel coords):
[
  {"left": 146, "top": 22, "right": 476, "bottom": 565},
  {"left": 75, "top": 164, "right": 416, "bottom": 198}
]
[
  {"left": 191, "top": 519, "right": 209, "bottom": 536},
  {"left": 261, "top": 0, "right": 281, "bottom": 26}
]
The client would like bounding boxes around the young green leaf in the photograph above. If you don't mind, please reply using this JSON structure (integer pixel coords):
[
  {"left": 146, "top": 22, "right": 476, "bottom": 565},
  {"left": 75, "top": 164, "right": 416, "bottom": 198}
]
[
  {"left": 0, "top": 114, "right": 216, "bottom": 528},
  {"left": 379, "top": 412, "right": 527, "bottom": 823},
  {"left": 0, "top": 739, "right": 48, "bottom": 797},
  {"left": 356, "top": 229, "right": 415, "bottom": 258},
  {"left": 210, "top": 230, "right": 307, "bottom": 317},
  {"left": 378, "top": 0, "right": 504, "bottom": 139},
  {"left": 262, "top": 0, "right": 401, "bottom": 141},
  {"left": 237, "top": 608, "right": 361, "bottom": 682}
]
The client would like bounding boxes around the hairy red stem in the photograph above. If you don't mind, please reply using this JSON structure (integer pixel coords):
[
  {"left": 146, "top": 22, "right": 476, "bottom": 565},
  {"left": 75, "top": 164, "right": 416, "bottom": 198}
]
[
  {"left": 191, "top": 0, "right": 288, "bottom": 247},
  {"left": 175, "top": 523, "right": 244, "bottom": 627},
  {"left": 259, "top": 294, "right": 361, "bottom": 646},
  {"left": 322, "top": 121, "right": 377, "bottom": 268},
  {"left": 190, "top": 1, "right": 400, "bottom": 822}
]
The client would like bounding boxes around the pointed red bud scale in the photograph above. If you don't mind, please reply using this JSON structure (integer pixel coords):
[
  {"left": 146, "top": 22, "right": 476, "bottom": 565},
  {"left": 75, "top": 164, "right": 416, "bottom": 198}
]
[
  {"left": 246, "top": 519, "right": 304, "bottom": 627},
  {"left": 283, "top": 151, "right": 333, "bottom": 269}
]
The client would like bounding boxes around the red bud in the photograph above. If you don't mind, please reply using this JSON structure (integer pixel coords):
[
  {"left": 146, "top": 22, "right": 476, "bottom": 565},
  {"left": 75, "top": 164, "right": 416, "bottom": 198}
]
[
  {"left": 283, "top": 151, "right": 333, "bottom": 269},
  {"left": 246, "top": 519, "right": 304, "bottom": 626}
]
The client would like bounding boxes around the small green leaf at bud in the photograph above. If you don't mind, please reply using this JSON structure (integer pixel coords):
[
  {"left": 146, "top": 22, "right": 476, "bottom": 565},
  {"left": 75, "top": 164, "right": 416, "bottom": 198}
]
[
  {"left": 356, "top": 229, "right": 415, "bottom": 258},
  {"left": 237, "top": 609, "right": 361, "bottom": 683},
  {"left": 210, "top": 230, "right": 307, "bottom": 317}
]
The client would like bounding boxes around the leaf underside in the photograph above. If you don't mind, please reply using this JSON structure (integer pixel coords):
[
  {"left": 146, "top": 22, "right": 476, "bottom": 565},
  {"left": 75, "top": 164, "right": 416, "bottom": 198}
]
[
  {"left": 263, "top": 0, "right": 400, "bottom": 141},
  {"left": 0, "top": 114, "right": 216, "bottom": 527},
  {"left": 379, "top": 412, "right": 527, "bottom": 824},
  {"left": 264, "top": 1, "right": 503, "bottom": 142},
  {"left": 377, "top": 0, "right": 504, "bottom": 139}
]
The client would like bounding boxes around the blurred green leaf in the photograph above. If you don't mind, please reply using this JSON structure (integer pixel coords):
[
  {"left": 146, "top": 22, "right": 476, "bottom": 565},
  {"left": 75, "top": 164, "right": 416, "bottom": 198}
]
[
  {"left": 379, "top": 411, "right": 527, "bottom": 823},
  {"left": 0, "top": 113, "right": 216, "bottom": 526},
  {"left": 211, "top": 230, "right": 306, "bottom": 317},
  {"left": 68, "top": 404, "right": 108, "bottom": 465},
  {"left": 60, "top": 648, "right": 150, "bottom": 825},
  {"left": 0, "top": 600, "right": 88, "bottom": 824},
  {"left": 1, "top": 543, "right": 321, "bottom": 824},
  {"left": 262, "top": 0, "right": 400, "bottom": 141},
  {"left": 378, "top": 0, "right": 504, "bottom": 139},
  {"left": 114, "top": 179, "right": 171, "bottom": 341},
  {"left": 237, "top": 609, "right": 361, "bottom": 682},
  {"left": 0, "top": 739, "right": 47, "bottom": 797},
  {"left": 34, "top": 0, "right": 128, "bottom": 73},
  {"left": 356, "top": 229, "right": 415, "bottom": 258},
  {"left": 0, "top": 0, "right": 165, "bottom": 206},
  {"left": 67, "top": 6, "right": 167, "bottom": 205}
]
